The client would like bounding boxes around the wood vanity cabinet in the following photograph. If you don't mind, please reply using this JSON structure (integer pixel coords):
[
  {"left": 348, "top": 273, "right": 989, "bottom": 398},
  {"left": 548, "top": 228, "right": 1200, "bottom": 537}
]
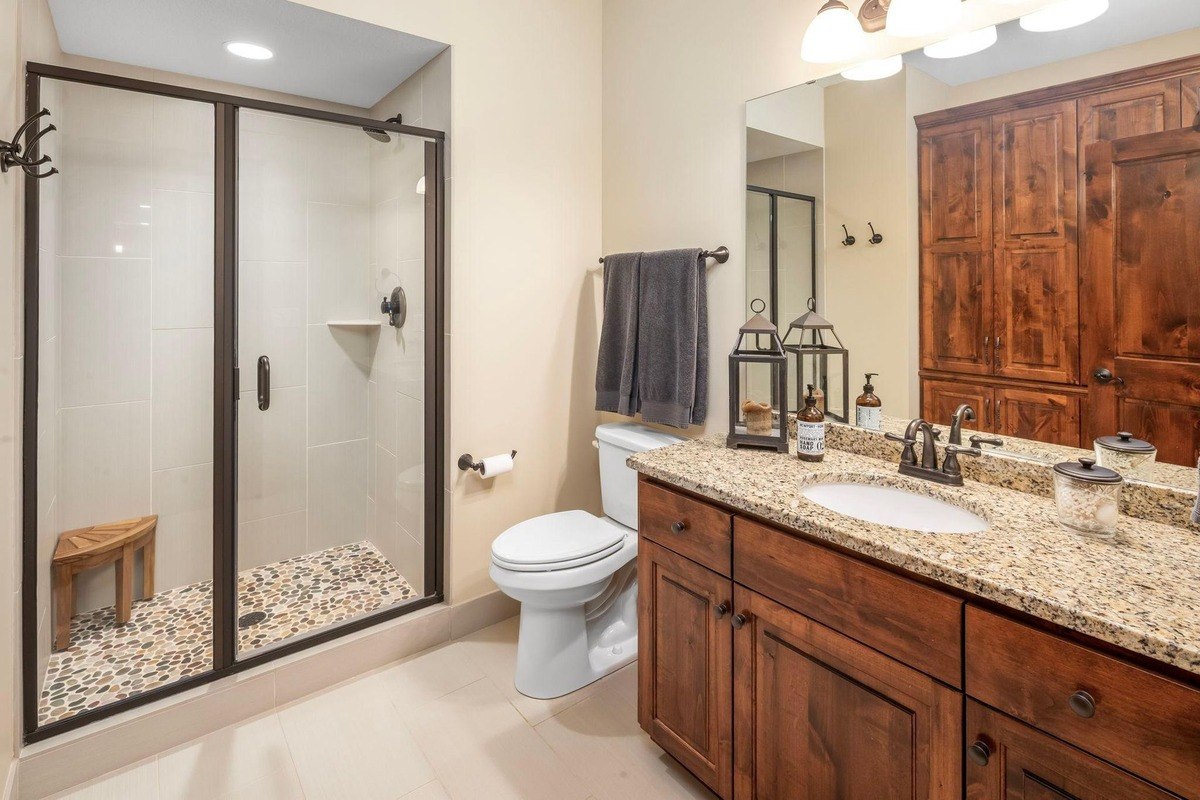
[
  {"left": 637, "top": 477, "right": 1200, "bottom": 799},
  {"left": 922, "top": 377, "right": 1082, "bottom": 446},
  {"left": 917, "top": 57, "right": 1200, "bottom": 461}
]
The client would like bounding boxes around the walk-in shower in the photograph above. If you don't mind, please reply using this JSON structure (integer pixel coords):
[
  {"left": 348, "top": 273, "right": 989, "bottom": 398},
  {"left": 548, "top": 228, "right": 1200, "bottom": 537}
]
[{"left": 20, "top": 63, "right": 446, "bottom": 741}]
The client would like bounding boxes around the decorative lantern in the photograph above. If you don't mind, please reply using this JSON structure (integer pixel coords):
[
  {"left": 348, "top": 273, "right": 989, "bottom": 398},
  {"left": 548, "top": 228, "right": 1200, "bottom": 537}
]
[
  {"left": 727, "top": 299, "right": 788, "bottom": 452},
  {"left": 782, "top": 298, "right": 850, "bottom": 423}
]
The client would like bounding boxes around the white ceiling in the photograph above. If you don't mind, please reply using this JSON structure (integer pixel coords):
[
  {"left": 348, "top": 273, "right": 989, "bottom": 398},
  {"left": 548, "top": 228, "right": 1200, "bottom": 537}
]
[
  {"left": 48, "top": 0, "right": 447, "bottom": 109},
  {"left": 904, "top": 0, "right": 1200, "bottom": 87}
]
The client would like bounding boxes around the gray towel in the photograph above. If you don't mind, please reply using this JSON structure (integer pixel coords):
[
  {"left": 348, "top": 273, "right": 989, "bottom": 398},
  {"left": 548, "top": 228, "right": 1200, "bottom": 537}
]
[
  {"left": 595, "top": 252, "right": 641, "bottom": 415},
  {"left": 636, "top": 248, "right": 707, "bottom": 428}
]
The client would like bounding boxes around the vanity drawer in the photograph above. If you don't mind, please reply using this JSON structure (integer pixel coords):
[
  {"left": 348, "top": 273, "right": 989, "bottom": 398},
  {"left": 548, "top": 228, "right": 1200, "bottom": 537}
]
[
  {"left": 733, "top": 517, "right": 963, "bottom": 687},
  {"left": 638, "top": 480, "right": 731, "bottom": 576},
  {"left": 966, "top": 606, "right": 1200, "bottom": 797}
]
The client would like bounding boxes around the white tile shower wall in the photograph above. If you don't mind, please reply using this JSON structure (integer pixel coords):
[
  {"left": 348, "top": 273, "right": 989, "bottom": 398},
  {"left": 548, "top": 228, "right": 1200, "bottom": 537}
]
[
  {"left": 50, "top": 82, "right": 215, "bottom": 616},
  {"left": 363, "top": 54, "right": 446, "bottom": 595}
]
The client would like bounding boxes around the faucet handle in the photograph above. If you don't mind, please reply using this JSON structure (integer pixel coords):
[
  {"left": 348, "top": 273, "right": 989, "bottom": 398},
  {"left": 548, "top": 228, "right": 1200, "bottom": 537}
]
[
  {"left": 945, "top": 445, "right": 982, "bottom": 458},
  {"left": 884, "top": 432, "right": 915, "bottom": 444},
  {"left": 969, "top": 434, "right": 1004, "bottom": 449},
  {"left": 884, "top": 432, "right": 918, "bottom": 466},
  {"left": 929, "top": 428, "right": 943, "bottom": 442},
  {"left": 942, "top": 444, "right": 982, "bottom": 479}
]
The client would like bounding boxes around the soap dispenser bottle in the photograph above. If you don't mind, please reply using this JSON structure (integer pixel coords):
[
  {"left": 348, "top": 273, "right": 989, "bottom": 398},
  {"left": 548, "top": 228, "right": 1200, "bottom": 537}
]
[
  {"left": 855, "top": 373, "right": 882, "bottom": 431},
  {"left": 797, "top": 384, "right": 826, "bottom": 463}
]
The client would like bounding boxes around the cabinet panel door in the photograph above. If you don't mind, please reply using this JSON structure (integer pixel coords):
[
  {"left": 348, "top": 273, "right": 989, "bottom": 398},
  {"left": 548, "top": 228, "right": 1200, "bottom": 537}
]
[
  {"left": 993, "top": 247, "right": 1079, "bottom": 384},
  {"left": 1078, "top": 80, "right": 1183, "bottom": 149},
  {"left": 995, "top": 387, "right": 1081, "bottom": 447},
  {"left": 923, "top": 378, "right": 994, "bottom": 432},
  {"left": 993, "top": 101, "right": 1077, "bottom": 245},
  {"left": 638, "top": 539, "right": 733, "bottom": 798},
  {"left": 966, "top": 702, "right": 1178, "bottom": 800},
  {"left": 733, "top": 587, "right": 960, "bottom": 800},
  {"left": 921, "top": 251, "right": 993, "bottom": 375},
  {"left": 1182, "top": 73, "right": 1200, "bottom": 129},
  {"left": 921, "top": 117, "right": 992, "bottom": 248}
]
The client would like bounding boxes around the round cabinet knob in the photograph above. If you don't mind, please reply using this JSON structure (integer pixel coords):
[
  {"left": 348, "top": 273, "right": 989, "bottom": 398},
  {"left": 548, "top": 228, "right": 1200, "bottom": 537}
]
[
  {"left": 731, "top": 613, "right": 748, "bottom": 630},
  {"left": 714, "top": 602, "right": 730, "bottom": 620},
  {"left": 1069, "top": 690, "right": 1097, "bottom": 719},
  {"left": 967, "top": 740, "right": 991, "bottom": 767},
  {"left": 670, "top": 521, "right": 688, "bottom": 534}
]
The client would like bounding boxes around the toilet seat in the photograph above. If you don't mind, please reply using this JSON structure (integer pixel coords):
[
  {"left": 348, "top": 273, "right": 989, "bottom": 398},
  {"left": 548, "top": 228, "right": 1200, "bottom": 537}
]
[{"left": 491, "top": 510, "right": 627, "bottom": 573}]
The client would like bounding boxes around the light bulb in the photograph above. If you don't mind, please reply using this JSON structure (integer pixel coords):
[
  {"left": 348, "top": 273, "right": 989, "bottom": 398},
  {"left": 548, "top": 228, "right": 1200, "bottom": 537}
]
[
  {"left": 885, "top": 0, "right": 963, "bottom": 38},
  {"left": 1020, "top": 0, "right": 1108, "bottom": 32},
  {"left": 225, "top": 42, "right": 274, "bottom": 60},
  {"left": 800, "top": 0, "right": 867, "bottom": 64},
  {"left": 923, "top": 25, "right": 998, "bottom": 58},
  {"left": 841, "top": 55, "right": 904, "bottom": 81}
]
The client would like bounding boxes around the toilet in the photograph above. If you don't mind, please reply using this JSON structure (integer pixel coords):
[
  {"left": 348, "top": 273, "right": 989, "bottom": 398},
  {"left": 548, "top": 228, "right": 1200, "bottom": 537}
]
[{"left": 489, "top": 422, "right": 684, "bottom": 699}]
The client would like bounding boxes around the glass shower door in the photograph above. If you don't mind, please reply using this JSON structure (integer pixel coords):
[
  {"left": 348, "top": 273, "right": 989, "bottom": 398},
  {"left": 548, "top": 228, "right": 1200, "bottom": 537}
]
[{"left": 235, "top": 109, "right": 431, "bottom": 655}]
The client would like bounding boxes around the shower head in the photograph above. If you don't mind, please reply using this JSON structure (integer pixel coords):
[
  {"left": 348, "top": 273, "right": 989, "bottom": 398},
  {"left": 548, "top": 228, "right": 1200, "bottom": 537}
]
[{"left": 363, "top": 114, "right": 403, "bottom": 143}]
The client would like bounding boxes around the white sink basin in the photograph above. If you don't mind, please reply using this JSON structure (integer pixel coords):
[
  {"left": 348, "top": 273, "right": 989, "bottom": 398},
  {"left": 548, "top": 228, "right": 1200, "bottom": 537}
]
[{"left": 800, "top": 482, "right": 990, "bottom": 534}]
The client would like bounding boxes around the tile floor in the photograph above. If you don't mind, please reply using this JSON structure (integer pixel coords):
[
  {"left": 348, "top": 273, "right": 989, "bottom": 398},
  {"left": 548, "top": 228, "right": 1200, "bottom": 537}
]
[
  {"left": 41, "top": 542, "right": 416, "bottom": 725},
  {"left": 47, "top": 616, "right": 717, "bottom": 800}
]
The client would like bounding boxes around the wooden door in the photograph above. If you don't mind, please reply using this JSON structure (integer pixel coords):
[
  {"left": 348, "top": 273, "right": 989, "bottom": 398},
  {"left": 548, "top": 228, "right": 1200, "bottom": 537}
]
[
  {"left": 1083, "top": 129, "right": 1200, "bottom": 466},
  {"left": 732, "top": 587, "right": 960, "bottom": 800},
  {"left": 922, "top": 378, "right": 995, "bottom": 432},
  {"left": 1078, "top": 80, "right": 1183, "bottom": 149},
  {"left": 920, "top": 117, "right": 994, "bottom": 375},
  {"left": 995, "top": 387, "right": 1082, "bottom": 447},
  {"left": 638, "top": 539, "right": 733, "bottom": 798},
  {"left": 992, "top": 101, "right": 1079, "bottom": 384},
  {"left": 1183, "top": 73, "right": 1200, "bottom": 130},
  {"left": 966, "top": 702, "right": 1177, "bottom": 800}
]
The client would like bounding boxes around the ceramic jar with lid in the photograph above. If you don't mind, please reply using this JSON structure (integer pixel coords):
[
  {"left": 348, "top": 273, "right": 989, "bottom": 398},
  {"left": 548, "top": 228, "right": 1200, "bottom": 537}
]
[
  {"left": 1053, "top": 457, "right": 1123, "bottom": 538},
  {"left": 1094, "top": 431, "right": 1156, "bottom": 476}
]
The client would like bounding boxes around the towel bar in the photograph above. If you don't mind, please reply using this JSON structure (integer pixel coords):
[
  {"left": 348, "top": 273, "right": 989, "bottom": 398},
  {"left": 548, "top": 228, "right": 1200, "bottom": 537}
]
[{"left": 597, "top": 245, "right": 729, "bottom": 265}]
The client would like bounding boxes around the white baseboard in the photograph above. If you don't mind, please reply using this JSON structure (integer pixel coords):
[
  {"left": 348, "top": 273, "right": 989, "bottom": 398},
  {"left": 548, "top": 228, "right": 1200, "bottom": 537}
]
[{"left": 2, "top": 757, "right": 17, "bottom": 800}]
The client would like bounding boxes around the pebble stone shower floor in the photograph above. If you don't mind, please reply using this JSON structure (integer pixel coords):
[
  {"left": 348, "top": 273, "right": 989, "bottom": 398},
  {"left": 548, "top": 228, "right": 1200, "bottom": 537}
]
[{"left": 39, "top": 541, "right": 417, "bottom": 725}]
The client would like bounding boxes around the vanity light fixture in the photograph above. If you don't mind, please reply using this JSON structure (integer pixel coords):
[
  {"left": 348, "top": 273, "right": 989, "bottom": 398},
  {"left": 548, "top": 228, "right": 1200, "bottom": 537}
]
[
  {"left": 841, "top": 54, "right": 904, "bottom": 81},
  {"left": 884, "top": 0, "right": 963, "bottom": 38},
  {"left": 1020, "top": 0, "right": 1109, "bottom": 32},
  {"left": 416, "top": 176, "right": 426, "bottom": 195},
  {"left": 924, "top": 25, "right": 998, "bottom": 58},
  {"left": 800, "top": 1, "right": 867, "bottom": 64},
  {"left": 224, "top": 41, "right": 274, "bottom": 60}
]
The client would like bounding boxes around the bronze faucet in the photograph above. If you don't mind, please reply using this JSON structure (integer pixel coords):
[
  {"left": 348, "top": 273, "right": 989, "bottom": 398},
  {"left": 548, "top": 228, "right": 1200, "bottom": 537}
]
[{"left": 886, "top": 417, "right": 982, "bottom": 486}]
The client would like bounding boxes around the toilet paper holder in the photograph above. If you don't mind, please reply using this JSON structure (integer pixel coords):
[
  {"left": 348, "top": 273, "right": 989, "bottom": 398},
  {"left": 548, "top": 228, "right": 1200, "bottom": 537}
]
[{"left": 458, "top": 451, "right": 517, "bottom": 472}]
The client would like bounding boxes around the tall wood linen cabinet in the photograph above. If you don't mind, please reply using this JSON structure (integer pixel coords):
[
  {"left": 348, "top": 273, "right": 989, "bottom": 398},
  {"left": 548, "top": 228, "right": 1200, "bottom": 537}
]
[{"left": 917, "top": 56, "right": 1200, "bottom": 454}]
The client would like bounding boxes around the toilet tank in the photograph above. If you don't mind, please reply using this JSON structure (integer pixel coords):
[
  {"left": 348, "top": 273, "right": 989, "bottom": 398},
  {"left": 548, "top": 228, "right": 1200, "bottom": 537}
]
[{"left": 596, "top": 422, "right": 685, "bottom": 529}]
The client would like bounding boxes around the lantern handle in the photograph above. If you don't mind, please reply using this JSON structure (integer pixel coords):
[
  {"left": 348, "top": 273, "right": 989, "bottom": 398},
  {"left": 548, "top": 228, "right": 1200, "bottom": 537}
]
[{"left": 750, "top": 298, "right": 766, "bottom": 314}]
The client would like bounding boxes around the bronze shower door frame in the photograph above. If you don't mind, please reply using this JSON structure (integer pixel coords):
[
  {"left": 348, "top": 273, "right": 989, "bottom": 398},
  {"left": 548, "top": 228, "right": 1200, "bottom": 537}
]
[{"left": 20, "top": 62, "right": 447, "bottom": 743}]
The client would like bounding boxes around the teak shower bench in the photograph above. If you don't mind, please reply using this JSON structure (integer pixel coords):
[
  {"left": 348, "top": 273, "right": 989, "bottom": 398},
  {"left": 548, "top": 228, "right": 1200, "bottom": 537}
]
[{"left": 51, "top": 515, "right": 158, "bottom": 651}]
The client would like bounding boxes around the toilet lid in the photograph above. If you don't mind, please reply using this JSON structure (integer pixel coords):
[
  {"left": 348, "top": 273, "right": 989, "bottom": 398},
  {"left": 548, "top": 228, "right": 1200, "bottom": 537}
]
[{"left": 491, "top": 511, "right": 626, "bottom": 570}]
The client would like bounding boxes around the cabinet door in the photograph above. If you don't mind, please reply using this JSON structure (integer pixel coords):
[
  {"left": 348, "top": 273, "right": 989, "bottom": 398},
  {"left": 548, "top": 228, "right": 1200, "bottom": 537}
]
[
  {"left": 966, "top": 702, "right": 1177, "bottom": 800},
  {"left": 1182, "top": 73, "right": 1200, "bottom": 129},
  {"left": 993, "top": 101, "right": 1077, "bottom": 246},
  {"left": 920, "top": 118, "right": 994, "bottom": 375},
  {"left": 992, "top": 247, "right": 1078, "bottom": 384},
  {"left": 732, "top": 587, "right": 961, "bottom": 800},
  {"left": 995, "top": 386, "right": 1081, "bottom": 447},
  {"left": 1078, "top": 80, "right": 1183, "bottom": 149},
  {"left": 923, "top": 378, "right": 994, "bottom": 432},
  {"left": 638, "top": 539, "right": 734, "bottom": 798}
]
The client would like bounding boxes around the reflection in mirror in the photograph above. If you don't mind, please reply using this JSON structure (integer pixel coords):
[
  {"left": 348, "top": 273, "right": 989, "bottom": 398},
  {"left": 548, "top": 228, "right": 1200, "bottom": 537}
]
[{"left": 746, "top": 0, "right": 1200, "bottom": 489}]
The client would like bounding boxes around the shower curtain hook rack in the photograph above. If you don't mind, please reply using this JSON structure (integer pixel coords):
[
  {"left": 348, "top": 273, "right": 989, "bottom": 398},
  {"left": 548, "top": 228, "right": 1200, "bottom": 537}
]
[{"left": 1, "top": 108, "right": 59, "bottom": 179}]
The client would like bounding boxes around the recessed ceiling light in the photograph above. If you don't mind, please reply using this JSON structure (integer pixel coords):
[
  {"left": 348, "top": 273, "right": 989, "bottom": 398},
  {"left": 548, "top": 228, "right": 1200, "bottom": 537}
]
[
  {"left": 225, "top": 41, "right": 274, "bottom": 60},
  {"left": 1020, "top": 0, "right": 1108, "bottom": 33},
  {"left": 924, "top": 25, "right": 998, "bottom": 59},
  {"left": 841, "top": 55, "right": 904, "bottom": 81}
]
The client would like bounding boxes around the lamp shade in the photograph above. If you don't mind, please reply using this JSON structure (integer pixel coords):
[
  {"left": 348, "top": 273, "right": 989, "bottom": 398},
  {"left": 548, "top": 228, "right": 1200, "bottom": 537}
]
[
  {"left": 800, "top": 0, "right": 866, "bottom": 64},
  {"left": 885, "top": 0, "right": 963, "bottom": 38},
  {"left": 923, "top": 25, "right": 998, "bottom": 59},
  {"left": 1020, "top": 0, "right": 1108, "bottom": 33}
]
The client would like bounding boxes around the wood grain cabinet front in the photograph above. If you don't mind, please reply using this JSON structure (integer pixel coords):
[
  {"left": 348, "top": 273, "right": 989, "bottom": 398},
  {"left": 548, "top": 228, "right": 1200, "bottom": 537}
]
[{"left": 638, "top": 478, "right": 732, "bottom": 576}]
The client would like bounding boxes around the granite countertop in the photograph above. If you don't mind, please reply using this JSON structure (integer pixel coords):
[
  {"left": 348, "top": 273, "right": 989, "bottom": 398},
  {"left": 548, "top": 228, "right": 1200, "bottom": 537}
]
[{"left": 629, "top": 435, "right": 1200, "bottom": 677}]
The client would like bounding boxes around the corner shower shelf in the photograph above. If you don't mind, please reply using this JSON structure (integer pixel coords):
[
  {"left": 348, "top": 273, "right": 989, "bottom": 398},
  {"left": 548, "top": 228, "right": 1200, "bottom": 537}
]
[{"left": 326, "top": 320, "right": 382, "bottom": 329}]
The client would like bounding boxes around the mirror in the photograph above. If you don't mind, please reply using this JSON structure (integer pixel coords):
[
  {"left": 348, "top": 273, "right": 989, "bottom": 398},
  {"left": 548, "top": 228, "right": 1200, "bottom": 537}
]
[{"left": 745, "top": 0, "right": 1200, "bottom": 491}]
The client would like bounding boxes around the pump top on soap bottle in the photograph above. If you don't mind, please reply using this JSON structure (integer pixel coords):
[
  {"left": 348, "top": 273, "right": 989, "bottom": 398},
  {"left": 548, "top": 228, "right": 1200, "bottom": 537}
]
[
  {"left": 797, "top": 384, "right": 826, "bottom": 463},
  {"left": 855, "top": 372, "right": 882, "bottom": 431}
]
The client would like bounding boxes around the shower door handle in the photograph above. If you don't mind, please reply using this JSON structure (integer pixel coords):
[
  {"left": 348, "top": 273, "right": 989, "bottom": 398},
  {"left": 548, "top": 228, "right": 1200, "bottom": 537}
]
[{"left": 257, "top": 356, "right": 270, "bottom": 411}]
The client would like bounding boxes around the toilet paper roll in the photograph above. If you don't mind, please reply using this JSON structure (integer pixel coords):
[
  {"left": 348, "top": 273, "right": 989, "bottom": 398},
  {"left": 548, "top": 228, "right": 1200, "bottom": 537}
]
[{"left": 479, "top": 453, "right": 515, "bottom": 478}]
